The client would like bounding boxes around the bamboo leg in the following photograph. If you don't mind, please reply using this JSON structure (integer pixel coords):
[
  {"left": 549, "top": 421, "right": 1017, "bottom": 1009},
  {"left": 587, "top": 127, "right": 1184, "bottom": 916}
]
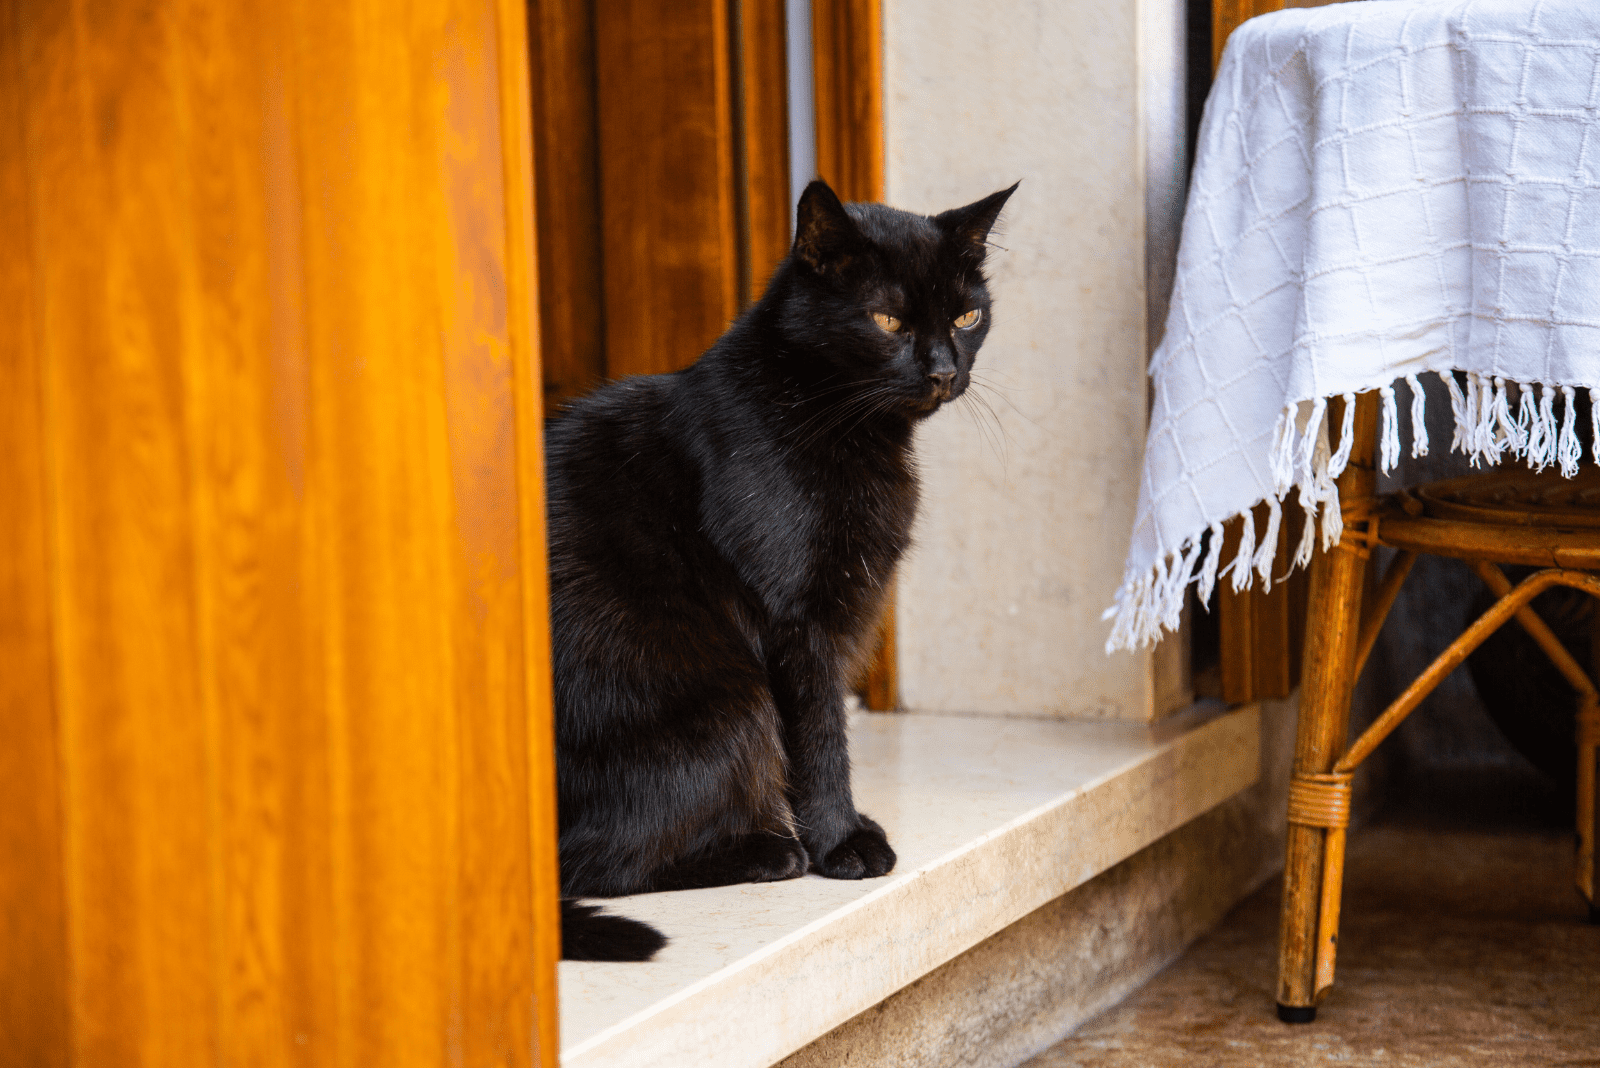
[
  {"left": 1276, "top": 393, "right": 1378, "bottom": 1022},
  {"left": 1313, "top": 826, "right": 1347, "bottom": 996}
]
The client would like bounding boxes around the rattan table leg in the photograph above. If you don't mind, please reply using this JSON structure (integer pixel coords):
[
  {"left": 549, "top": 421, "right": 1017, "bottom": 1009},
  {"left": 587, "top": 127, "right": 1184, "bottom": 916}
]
[
  {"left": 1277, "top": 538, "right": 1365, "bottom": 1021},
  {"left": 1276, "top": 392, "right": 1377, "bottom": 1023}
]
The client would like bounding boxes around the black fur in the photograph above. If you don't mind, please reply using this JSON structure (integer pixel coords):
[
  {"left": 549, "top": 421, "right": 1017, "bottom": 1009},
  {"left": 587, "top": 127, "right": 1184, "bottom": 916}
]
[{"left": 548, "top": 179, "right": 1018, "bottom": 961}]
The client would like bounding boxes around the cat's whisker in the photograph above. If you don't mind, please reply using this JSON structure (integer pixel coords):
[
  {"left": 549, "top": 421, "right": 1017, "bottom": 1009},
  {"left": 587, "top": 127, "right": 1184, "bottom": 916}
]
[
  {"left": 969, "top": 369, "right": 1023, "bottom": 392},
  {"left": 968, "top": 387, "right": 1013, "bottom": 471},
  {"left": 957, "top": 392, "right": 1009, "bottom": 470},
  {"left": 969, "top": 374, "right": 1049, "bottom": 436}
]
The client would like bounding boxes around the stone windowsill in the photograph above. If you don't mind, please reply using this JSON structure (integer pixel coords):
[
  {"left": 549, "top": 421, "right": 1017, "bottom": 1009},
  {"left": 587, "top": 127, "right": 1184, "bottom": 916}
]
[{"left": 559, "top": 701, "right": 1261, "bottom": 1068}]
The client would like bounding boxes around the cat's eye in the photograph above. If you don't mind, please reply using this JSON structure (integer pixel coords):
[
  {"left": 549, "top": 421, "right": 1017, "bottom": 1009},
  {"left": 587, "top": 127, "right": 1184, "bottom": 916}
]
[
  {"left": 872, "top": 312, "right": 902, "bottom": 333},
  {"left": 954, "top": 309, "right": 982, "bottom": 329}
]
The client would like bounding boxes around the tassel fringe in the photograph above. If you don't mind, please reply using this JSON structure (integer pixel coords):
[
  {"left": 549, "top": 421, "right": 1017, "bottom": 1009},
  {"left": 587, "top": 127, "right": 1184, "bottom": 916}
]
[{"left": 1106, "top": 371, "right": 1600, "bottom": 653}]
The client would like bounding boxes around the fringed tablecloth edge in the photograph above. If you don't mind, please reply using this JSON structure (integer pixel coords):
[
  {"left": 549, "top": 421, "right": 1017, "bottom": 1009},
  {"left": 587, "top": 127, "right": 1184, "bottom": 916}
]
[{"left": 1105, "top": 371, "right": 1600, "bottom": 654}]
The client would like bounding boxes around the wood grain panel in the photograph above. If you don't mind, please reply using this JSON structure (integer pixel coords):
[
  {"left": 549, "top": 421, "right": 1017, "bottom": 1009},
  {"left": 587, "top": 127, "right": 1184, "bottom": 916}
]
[
  {"left": 1219, "top": 502, "right": 1296, "bottom": 705},
  {"left": 0, "top": 5, "right": 70, "bottom": 1059},
  {"left": 811, "top": 0, "right": 882, "bottom": 203},
  {"left": 496, "top": 0, "right": 566, "bottom": 1057},
  {"left": 530, "top": 0, "right": 606, "bottom": 409},
  {"left": 1, "top": 0, "right": 557, "bottom": 1063},
  {"left": 1212, "top": 0, "right": 1282, "bottom": 70},
  {"left": 737, "top": 0, "right": 792, "bottom": 301},
  {"left": 595, "top": 0, "right": 740, "bottom": 377}
]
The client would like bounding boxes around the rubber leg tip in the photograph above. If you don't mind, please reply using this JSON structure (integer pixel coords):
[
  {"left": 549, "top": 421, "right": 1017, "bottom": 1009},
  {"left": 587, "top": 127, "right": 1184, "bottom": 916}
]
[{"left": 1277, "top": 1003, "right": 1317, "bottom": 1024}]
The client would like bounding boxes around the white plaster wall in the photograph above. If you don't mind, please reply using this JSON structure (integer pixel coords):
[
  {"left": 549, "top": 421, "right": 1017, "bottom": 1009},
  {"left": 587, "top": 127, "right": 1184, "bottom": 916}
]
[{"left": 888, "top": 0, "right": 1179, "bottom": 718}]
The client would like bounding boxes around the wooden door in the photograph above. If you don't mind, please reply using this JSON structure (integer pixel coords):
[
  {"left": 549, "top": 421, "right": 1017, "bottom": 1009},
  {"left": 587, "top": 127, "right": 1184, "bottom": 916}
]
[
  {"left": 0, "top": 0, "right": 561, "bottom": 1064},
  {"left": 530, "top": 0, "right": 796, "bottom": 406}
]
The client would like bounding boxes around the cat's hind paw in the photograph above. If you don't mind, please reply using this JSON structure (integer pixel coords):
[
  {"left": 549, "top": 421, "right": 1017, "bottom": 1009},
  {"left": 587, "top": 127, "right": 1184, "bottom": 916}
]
[{"left": 813, "top": 814, "right": 896, "bottom": 880}]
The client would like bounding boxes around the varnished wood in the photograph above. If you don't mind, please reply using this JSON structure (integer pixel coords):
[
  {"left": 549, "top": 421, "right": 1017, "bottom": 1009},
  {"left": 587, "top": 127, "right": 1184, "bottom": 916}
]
[
  {"left": 529, "top": 0, "right": 607, "bottom": 409},
  {"left": 498, "top": 0, "right": 566, "bottom": 1057},
  {"left": 1276, "top": 391, "right": 1378, "bottom": 1011},
  {"left": 1219, "top": 502, "right": 1297, "bottom": 704},
  {"left": 595, "top": 0, "right": 741, "bottom": 377},
  {"left": 1, "top": 0, "right": 557, "bottom": 1062},
  {"left": 1212, "top": 0, "right": 1285, "bottom": 71},
  {"left": 1218, "top": 517, "right": 1257, "bottom": 704},
  {"left": 0, "top": 13, "right": 69, "bottom": 1056},
  {"left": 737, "top": 0, "right": 793, "bottom": 301},
  {"left": 862, "top": 588, "right": 898, "bottom": 710},
  {"left": 811, "top": 0, "right": 883, "bottom": 203}
]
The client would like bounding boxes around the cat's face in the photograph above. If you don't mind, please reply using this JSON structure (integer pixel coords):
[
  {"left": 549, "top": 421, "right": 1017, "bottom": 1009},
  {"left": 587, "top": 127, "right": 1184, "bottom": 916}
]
[{"left": 784, "top": 181, "right": 1018, "bottom": 418}]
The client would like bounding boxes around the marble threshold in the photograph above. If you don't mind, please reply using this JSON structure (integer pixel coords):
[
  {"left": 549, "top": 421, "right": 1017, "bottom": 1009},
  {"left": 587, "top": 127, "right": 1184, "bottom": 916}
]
[{"left": 559, "top": 702, "right": 1261, "bottom": 1068}]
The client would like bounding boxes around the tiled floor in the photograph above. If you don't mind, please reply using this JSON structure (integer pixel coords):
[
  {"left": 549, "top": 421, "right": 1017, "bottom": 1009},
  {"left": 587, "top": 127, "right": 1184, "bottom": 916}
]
[{"left": 1026, "top": 768, "right": 1600, "bottom": 1067}]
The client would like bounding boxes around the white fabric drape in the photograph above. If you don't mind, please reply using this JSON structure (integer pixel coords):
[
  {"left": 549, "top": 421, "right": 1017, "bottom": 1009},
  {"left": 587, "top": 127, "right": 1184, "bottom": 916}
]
[{"left": 1108, "top": 0, "right": 1600, "bottom": 652}]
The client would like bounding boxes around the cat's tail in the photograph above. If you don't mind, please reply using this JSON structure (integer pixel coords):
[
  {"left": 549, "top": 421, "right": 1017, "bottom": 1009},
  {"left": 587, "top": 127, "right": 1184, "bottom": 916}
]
[{"left": 560, "top": 899, "right": 667, "bottom": 962}]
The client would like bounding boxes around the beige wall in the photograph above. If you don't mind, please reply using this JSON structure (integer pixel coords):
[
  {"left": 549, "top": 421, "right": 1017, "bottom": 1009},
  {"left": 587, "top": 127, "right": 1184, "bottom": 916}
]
[{"left": 888, "top": 0, "right": 1186, "bottom": 718}]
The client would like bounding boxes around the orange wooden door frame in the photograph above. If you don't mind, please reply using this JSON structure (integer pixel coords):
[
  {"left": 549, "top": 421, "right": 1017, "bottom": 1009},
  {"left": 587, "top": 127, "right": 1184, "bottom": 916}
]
[{"left": 0, "top": 0, "right": 560, "bottom": 1063}]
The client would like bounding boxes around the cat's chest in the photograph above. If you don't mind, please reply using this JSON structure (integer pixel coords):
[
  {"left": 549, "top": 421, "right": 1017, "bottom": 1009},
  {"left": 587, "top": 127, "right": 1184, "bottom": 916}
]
[{"left": 708, "top": 448, "right": 914, "bottom": 622}]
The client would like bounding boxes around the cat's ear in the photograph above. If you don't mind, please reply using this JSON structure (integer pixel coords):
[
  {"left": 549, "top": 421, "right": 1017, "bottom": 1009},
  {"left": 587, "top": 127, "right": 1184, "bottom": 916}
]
[
  {"left": 935, "top": 181, "right": 1020, "bottom": 259},
  {"left": 793, "top": 180, "right": 866, "bottom": 276}
]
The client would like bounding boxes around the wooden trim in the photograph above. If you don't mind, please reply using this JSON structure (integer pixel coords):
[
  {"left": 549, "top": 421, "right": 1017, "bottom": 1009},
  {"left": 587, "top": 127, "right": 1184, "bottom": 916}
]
[
  {"left": 1211, "top": 0, "right": 1282, "bottom": 71},
  {"left": 528, "top": 0, "right": 606, "bottom": 409},
  {"left": 863, "top": 592, "right": 898, "bottom": 711},
  {"left": 496, "top": 0, "right": 564, "bottom": 1059},
  {"left": 811, "top": 0, "right": 883, "bottom": 203},
  {"left": 595, "top": 0, "right": 742, "bottom": 378},
  {"left": 737, "top": 0, "right": 793, "bottom": 302},
  {"left": 1218, "top": 502, "right": 1299, "bottom": 704},
  {"left": 0, "top": 5, "right": 69, "bottom": 1052}
]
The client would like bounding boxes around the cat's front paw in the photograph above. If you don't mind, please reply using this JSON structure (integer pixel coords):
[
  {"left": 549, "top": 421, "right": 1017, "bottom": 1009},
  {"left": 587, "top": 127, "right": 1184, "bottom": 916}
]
[{"left": 812, "top": 814, "right": 897, "bottom": 880}]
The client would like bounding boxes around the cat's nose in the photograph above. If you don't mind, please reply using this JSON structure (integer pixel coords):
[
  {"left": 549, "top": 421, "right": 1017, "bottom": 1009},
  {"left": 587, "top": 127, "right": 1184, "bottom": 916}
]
[{"left": 928, "top": 371, "right": 956, "bottom": 395}]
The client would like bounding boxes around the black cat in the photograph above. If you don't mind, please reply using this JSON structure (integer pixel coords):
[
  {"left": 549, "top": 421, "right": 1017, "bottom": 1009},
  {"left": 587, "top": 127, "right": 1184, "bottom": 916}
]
[{"left": 547, "top": 179, "right": 1017, "bottom": 961}]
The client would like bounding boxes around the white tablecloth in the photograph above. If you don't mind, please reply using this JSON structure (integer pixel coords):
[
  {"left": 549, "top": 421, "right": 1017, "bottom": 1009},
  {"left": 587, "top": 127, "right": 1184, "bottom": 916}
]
[{"left": 1108, "top": 0, "right": 1600, "bottom": 652}]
